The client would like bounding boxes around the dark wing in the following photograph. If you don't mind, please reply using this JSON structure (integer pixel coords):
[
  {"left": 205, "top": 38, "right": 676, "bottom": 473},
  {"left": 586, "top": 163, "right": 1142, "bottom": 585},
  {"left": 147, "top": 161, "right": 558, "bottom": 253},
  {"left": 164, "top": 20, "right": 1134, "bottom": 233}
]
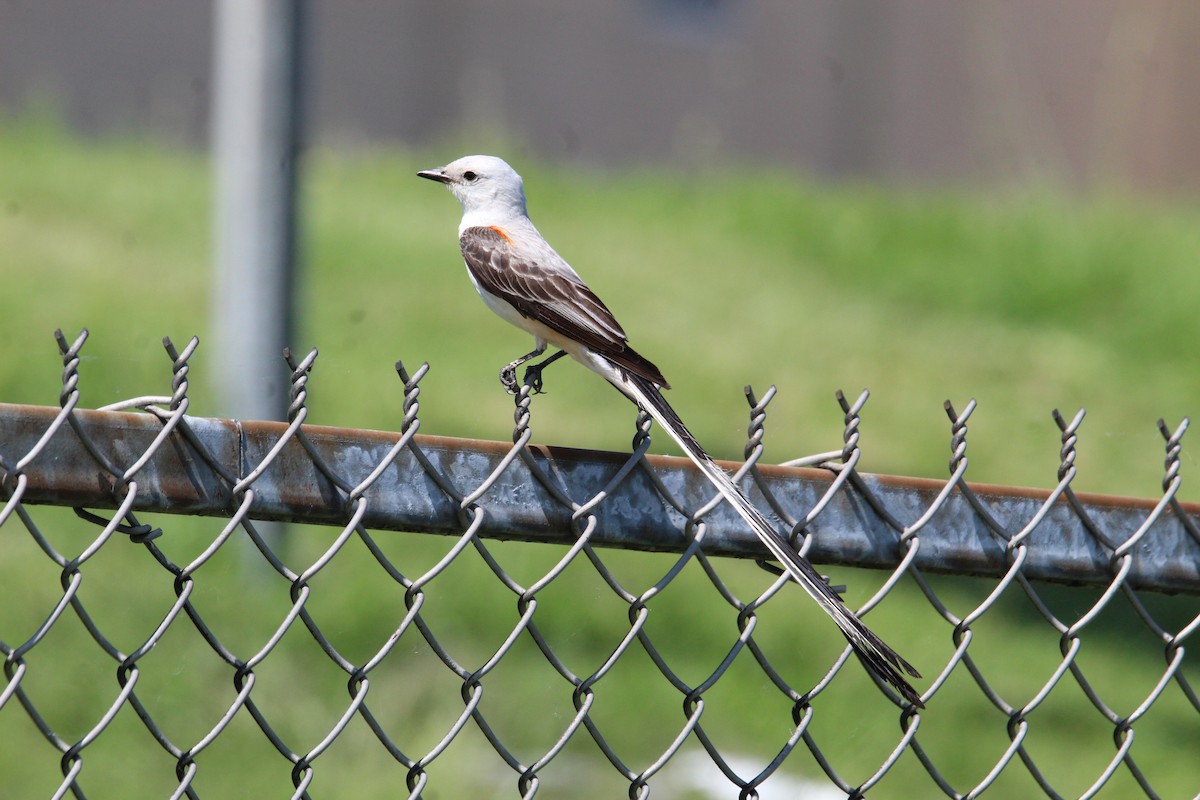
[{"left": 460, "top": 226, "right": 669, "bottom": 388}]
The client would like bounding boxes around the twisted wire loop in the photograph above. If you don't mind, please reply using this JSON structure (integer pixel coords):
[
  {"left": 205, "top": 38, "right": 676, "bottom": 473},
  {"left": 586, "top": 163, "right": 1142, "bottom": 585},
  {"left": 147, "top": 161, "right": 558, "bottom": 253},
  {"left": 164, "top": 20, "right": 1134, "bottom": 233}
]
[{"left": 0, "top": 331, "right": 1198, "bottom": 798}]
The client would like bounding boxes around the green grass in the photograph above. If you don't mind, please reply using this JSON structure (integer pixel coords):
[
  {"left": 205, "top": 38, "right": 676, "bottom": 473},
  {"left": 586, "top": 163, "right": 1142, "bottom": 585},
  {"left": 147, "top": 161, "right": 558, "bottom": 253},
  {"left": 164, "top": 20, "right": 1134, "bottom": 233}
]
[{"left": 1, "top": 118, "right": 1199, "bottom": 798}]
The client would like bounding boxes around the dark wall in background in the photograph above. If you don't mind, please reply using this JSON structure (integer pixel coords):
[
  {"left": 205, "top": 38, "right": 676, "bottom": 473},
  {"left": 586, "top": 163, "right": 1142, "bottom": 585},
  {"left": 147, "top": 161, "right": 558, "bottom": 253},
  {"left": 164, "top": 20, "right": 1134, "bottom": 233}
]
[{"left": 2, "top": 1, "right": 1197, "bottom": 191}]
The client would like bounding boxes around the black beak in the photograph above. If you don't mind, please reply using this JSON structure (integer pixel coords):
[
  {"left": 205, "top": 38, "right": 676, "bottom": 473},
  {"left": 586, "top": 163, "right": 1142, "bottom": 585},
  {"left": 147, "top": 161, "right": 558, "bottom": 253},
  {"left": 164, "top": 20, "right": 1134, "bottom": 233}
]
[{"left": 417, "top": 168, "right": 451, "bottom": 184}]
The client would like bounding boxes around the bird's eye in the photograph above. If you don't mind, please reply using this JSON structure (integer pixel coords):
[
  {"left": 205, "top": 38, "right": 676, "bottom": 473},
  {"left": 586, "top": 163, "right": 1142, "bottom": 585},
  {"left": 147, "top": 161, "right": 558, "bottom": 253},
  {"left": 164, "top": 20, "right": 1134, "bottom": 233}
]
[{"left": 462, "top": 171, "right": 478, "bottom": 182}]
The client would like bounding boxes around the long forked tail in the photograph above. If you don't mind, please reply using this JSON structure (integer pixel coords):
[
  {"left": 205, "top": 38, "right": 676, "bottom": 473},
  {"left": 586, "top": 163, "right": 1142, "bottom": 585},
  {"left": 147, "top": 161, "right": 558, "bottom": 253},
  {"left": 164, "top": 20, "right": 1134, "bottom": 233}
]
[{"left": 617, "top": 370, "right": 923, "bottom": 707}]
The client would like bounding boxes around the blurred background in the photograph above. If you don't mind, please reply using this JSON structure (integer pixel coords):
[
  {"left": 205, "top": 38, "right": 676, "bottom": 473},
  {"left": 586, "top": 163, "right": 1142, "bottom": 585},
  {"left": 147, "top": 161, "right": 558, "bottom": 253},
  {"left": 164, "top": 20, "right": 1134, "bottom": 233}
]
[
  {"left": 4, "top": 1, "right": 1200, "bottom": 188},
  {"left": 2, "top": 2, "right": 1199, "bottom": 798}
]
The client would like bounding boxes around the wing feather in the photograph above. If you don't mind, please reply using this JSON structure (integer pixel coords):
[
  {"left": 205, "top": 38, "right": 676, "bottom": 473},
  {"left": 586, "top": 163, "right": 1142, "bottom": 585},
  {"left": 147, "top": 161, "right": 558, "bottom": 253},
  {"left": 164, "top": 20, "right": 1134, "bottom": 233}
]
[{"left": 460, "top": 226, "right": 669, "bottom": 387}]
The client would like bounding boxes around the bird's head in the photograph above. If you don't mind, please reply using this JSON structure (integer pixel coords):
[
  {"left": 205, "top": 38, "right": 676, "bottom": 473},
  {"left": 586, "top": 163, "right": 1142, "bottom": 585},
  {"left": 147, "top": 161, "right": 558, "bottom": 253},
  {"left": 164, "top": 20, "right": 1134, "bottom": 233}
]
[{"left": 418, "top": 155, "right": 528, "bottom": 218}]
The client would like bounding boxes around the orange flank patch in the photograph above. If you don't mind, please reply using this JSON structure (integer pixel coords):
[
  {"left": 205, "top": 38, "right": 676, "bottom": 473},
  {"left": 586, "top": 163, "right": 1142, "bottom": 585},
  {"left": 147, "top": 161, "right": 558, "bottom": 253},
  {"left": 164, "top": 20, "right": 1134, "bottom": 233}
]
[{"left": 487, "top": 225, "right": 513, "bottom": 243}]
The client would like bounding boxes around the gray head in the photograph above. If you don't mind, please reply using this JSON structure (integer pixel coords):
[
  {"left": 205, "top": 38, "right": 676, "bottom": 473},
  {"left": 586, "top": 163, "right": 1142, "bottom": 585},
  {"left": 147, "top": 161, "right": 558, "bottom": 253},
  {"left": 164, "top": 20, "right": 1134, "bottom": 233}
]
[{"left": 417, "top": 155, "right": 528, "bottom": 218}]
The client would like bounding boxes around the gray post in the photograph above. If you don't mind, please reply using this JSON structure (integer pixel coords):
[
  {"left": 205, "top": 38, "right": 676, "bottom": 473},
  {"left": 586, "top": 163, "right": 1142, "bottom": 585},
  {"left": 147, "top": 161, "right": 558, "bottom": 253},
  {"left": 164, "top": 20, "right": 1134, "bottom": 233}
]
[
  {"left": 211, "top": 0, "right": 305, "bottom": 556},
  {"left": 210, "top": 0, "right": 304, "bottom": 423}
]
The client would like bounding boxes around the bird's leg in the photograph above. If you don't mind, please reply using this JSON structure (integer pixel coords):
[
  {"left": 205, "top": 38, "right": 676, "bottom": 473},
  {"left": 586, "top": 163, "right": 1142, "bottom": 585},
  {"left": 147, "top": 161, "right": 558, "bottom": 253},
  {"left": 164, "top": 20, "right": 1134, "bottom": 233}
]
[
  {"left": 500, "top": 343, "right": 547, "bottom": 394},
  {"left": 522, "top": 350, "right": 568, "bottom": 394}
]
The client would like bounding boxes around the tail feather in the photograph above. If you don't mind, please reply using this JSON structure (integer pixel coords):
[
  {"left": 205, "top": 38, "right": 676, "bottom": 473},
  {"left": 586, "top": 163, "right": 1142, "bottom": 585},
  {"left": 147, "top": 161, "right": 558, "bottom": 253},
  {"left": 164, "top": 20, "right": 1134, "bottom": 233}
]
[{"left": 619, "top": 371, "right": 923, "bottom": 707}]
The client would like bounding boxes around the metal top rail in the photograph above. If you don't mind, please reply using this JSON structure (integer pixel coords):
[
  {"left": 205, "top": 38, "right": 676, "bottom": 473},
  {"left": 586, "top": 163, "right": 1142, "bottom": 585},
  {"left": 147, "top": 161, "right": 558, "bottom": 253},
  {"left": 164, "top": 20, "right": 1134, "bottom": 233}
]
[{"left": 3, "top": 400, "right": 1197, "bottom": 594}]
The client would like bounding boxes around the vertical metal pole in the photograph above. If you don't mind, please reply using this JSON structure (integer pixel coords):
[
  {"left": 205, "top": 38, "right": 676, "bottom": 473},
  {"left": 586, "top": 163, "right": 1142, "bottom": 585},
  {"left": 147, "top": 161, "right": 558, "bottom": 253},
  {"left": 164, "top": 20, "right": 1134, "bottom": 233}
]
[
  {"left": 211, "top": 0, "right": 304, "bottom": 423},
  {"left": 211, "top": 0, "right": 305, "bottom": 556}
]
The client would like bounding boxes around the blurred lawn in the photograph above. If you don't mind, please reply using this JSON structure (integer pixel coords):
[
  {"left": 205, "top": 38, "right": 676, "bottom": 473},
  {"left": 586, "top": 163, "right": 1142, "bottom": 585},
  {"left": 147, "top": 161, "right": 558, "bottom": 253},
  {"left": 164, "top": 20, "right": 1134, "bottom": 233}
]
[{"left": 1, "top": 118, "right": 1198, "bottom": 798}]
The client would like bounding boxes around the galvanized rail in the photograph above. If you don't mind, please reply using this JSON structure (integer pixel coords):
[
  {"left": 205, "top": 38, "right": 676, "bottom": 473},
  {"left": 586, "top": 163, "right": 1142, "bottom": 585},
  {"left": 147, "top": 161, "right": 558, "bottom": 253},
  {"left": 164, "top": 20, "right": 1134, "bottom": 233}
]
[{"left": 3, "top": 402, "right": 1197, "bottom": 594}]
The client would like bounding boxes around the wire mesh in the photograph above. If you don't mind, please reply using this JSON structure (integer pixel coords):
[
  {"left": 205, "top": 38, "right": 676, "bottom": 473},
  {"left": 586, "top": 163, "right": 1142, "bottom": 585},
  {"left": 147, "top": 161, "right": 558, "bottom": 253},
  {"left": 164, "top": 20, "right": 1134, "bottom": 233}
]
[{"left": 1, "top": 329, "right": 1197, "bottom": 799}]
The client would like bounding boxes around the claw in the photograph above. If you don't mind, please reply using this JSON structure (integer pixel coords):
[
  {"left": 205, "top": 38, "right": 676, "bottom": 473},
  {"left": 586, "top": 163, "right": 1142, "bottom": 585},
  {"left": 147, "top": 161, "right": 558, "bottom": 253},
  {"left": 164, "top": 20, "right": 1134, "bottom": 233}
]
[
  {"left": 523, "top": 365, "right": 547, "bottom": 394},
  {"left": 520, "top": 349, "right": 566, "bottom": 395},
  {"left": 500, "top": 366, "right": 519, "bottom": 394}
]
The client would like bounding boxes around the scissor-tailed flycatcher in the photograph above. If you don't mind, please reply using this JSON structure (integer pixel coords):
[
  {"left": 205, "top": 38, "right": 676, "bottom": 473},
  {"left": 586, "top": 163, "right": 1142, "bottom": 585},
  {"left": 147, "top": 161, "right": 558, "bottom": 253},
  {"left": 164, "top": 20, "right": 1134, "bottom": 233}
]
[{"left": 418, "top": 155, "right": 922, "bottom": 707}]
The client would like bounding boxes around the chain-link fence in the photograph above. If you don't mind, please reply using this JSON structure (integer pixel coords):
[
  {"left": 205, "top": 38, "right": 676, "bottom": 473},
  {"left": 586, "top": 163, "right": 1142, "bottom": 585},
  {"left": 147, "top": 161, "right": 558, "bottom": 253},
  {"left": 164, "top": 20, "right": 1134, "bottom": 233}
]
[{"left": 1, "top": 329, "right": 1197, "bottom": 799}]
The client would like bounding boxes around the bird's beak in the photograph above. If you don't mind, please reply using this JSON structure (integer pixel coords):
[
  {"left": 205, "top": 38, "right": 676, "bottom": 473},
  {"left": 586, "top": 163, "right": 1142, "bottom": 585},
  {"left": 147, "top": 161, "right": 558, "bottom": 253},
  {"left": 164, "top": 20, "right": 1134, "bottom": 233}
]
[{"left": 417, "top": 167, "right": 451, "bottom": 184}]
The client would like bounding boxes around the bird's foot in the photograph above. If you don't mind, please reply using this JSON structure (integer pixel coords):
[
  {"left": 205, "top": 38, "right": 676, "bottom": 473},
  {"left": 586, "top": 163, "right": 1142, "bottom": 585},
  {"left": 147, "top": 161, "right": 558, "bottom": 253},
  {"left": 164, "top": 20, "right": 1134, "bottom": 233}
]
[
  {"left": 522, "top": 364, "right": 548, "bottom": 394},
  {"left": 500, "top": 365, "right": 519, "bottom": 394}
]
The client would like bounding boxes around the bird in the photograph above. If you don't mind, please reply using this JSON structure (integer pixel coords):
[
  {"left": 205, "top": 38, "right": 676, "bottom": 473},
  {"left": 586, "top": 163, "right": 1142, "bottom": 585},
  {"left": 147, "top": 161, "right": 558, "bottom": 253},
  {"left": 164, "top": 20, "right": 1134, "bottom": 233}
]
[{"left": 417, "top": 155, "right": 923, "bottom": 707}]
